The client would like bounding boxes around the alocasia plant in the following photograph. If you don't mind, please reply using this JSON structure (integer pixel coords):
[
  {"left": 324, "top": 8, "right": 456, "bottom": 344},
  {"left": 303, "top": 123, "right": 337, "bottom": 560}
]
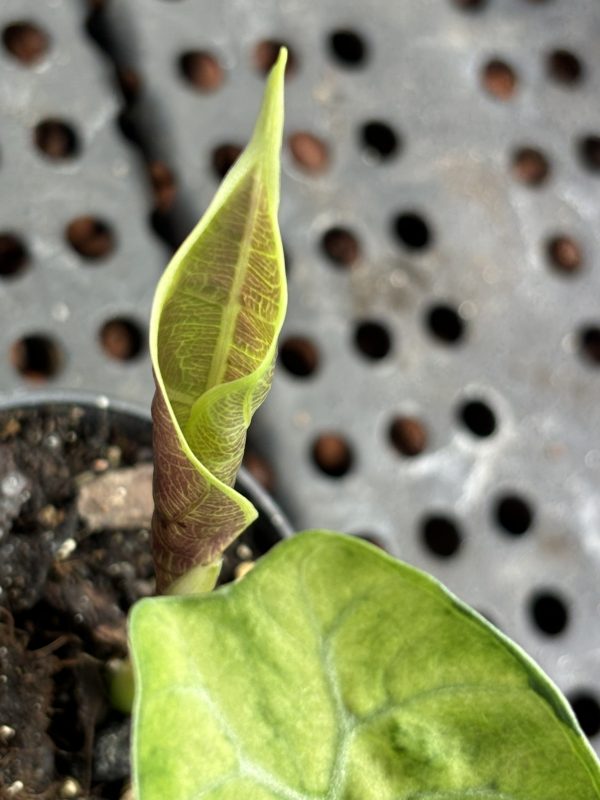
[{"left": 130, "top": 48, "right": 600, "bottom": 798}]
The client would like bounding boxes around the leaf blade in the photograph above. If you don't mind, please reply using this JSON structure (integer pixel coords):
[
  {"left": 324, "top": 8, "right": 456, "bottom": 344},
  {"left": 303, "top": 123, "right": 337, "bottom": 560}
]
[
  {"left": 149, "top": 51, "right": 287, "bottom": 591},
  {"left": 131, "top": 532, "right": 600, "bottom": 799}
]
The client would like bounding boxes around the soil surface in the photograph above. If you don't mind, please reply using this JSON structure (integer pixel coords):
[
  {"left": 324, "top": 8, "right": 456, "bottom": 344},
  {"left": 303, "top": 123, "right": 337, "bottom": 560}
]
[{"left": 0, "top": 404, "right": 282, "bottom": 799}]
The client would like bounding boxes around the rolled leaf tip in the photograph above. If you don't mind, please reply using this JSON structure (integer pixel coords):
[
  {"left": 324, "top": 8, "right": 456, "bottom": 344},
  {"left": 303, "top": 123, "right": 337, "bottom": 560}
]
[{"left": 150, "top": 45, "right": 287, "bottom": 593}]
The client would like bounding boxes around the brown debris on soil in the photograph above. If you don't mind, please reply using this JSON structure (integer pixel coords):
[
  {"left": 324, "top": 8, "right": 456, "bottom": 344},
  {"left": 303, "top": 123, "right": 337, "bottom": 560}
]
[
  {"left": 77, "top": 463, "right": 154, "bottom": 533},
  {"left": 0, "top": 617, "right": 57, "bottom": 795}
]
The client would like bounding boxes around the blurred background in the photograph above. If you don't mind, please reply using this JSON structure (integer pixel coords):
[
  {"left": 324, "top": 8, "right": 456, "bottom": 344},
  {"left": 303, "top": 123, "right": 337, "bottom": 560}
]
[{"left": 0, "top": 0, "right": 599, "bottom": 750}]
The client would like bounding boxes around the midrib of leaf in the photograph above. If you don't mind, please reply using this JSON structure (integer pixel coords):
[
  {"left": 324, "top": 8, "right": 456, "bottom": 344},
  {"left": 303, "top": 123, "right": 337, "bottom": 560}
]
[{"left": 202, "top": 169, "right": 263, "bottom": 393}]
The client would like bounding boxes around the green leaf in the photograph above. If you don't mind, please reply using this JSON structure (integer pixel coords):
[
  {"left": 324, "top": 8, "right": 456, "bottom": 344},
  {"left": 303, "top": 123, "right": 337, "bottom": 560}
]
[
  {"left": 149, "top": 51, "right": 287, "bottom": 592},
  {"left": 131, "top": 531, "right": 600, "bottom": 799}
]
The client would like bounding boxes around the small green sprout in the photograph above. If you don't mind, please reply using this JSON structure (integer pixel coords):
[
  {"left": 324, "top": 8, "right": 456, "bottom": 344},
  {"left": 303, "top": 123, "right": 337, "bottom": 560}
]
[{"left": 130, "top": 48, "right": 600, "bottom": 800}]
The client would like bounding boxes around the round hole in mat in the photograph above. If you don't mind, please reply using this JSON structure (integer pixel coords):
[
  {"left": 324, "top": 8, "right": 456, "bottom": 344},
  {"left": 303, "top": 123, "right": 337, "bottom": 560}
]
[
  {"left": 389, "top": 416, "right": 427, "bottom": 457},
  {"left": 34, "top": 119, "right": 79, "bottom": 160},
  {"left": 0, "top": 233, "right": 28, "bottom": 279},
  {"left": 494, "top": 494, "right": 534, "bottom": 536},
  {"left": 426, "top": 304, "right": 465, "bottom": 344},
  {"left": 546, "top": 49, "right": 583, "bottom": 85},
  {"left": 578, "top": 135, "right": 600, "bottom": 173},
  {"left": 321, "top": 227, "right": 361, "bottom": 267},
  {"left": 179, "top": 50, "right": 224, "bottom": 92},
  {"left": 529, "top": 590, "right": 569, "bottom": 636},
  {"left": 546, "top": 235, "right": 582, "bottom": 275},
  {"left": 312, "top": 433, "right": 354, "bottom": 478},
  {"left": 511, "top": 147, "right": 550, "bottom": 187},
  {"left": 66, "top": 216, "right": 115, "bottom": 261},
  {"left": 482, "top": 58, "right": 518, "bottom": 100},
  {"left": 393, "top": 212, "right": 432, "bottom": 250},
  {"left": 421, "top": 515, "right": 462, "bottom": 558},
  {"left": 10, "top": 334, "right": 62, "bottom": 381},
  {"left": 458, "top": 399, "right": 497, "bottom": 438},
  {"left": 288, "top": 132, "right": 329, "bottom": 173},
  {"left": 578, "top": 326, "right": 600, "bottom": 366},
  {"left": 354, "top": 321, "right": 392, "bottom": 360},
  {"left": 99, "top": 318, "right": 144, "bottom": 361},
  {"left": 328, "top": 29, "right": 367, "bottom": 67},
  {"left": 360, "top": 120, "right": 399, "bottom": 161},
  {"left": 2, "top": 21, "right": 49, "bottom": 65},
  {"left": 279, "top": 336, "right": 319, "bottom": 377}
]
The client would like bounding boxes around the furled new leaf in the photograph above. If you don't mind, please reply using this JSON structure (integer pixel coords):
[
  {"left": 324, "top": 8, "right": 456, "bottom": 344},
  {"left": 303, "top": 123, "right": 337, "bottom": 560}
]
[
  {"left": 131, "top": 532, "right": 600, "bottom": 799},
  {"left": 150, "top": 51, "right": 287, "bottom": 592}
]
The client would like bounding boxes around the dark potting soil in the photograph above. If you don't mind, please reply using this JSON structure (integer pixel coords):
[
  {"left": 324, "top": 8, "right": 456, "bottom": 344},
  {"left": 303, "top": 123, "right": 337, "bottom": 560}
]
[{"left": 0, "top": 404, "right": 281, "bottom": 800}]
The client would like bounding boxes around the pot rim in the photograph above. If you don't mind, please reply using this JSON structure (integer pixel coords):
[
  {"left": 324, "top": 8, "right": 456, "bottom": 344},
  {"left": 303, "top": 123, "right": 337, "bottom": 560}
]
[{"left": 0, "top": 388, "right": 294, "bottom": 541}]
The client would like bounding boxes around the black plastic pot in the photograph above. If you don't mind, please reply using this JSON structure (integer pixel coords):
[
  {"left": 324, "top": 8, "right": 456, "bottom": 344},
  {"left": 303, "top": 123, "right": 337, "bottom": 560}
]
[
  {"left": 0, "top": 390, "right": 292, "bottom": 798},
  {"left": 0, "top": 389, "right": 293, "bottom": 547}
]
